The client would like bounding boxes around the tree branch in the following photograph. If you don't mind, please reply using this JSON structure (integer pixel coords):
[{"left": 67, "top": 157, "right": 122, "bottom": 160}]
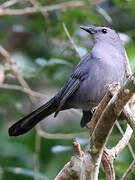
[
  {"left": 102, "top": 148, "right": 116, "bottom": 180},
  {"left": 88, "top": 82, "right": 120, "bottom": 134},
  {"left": 0, "top": 83, "right": 47, "bottom": 99},
  {"left": 91, "top": 72, "right": 135, "bottom": 153},
  {"left": 0, "top": 45, "right": 41, "bottom": 178},
  {"left": 123, "top": 104, "right": 135, "bottom": 130},
  {"left": 97, "top": 50, "right": 135, "bottom": 180},
  {"left": 54, "top": 161, "right": 78, "bottom": 180},
  {"left": 115, "top": 121, "right": 135, "bottom": 159},
  {"left": 55, "top": 141, "right": 84, "bottom": 180},
  {"left": 0, "top": 0, "right": 21, "bottom": 8},
  {"left": 0, "top": 1, "right": 85, "bottom": 16},
  {"left": 120, "top": 159, "right": 135, "bottom": 180},
  {"left": 37, "top": 126, "right": 88, "bottom": 140},
  {"left": 0, "top": 45, "right": 37, "bottom": 103},
  {"left": 55, "top": 72, "right": 135, "bottom": 179},
  {"left": 102, "top": 123, "right": 134, "bottom": 180},
  {"left": 88, "top": 72, "right": 135, "bottom": 179},
  {"left": 111, "top": 124, "right": 133, "bottom": 157}
]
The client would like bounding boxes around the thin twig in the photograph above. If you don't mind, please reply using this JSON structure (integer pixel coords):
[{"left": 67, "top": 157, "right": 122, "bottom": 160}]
[
  {"left": 0, "top": 83, "right": 47, "bottom": 99},
  {"left": 123, "top": 104, "right": 135, "bottom": 130},
  {"left": 0, "top": 1, "right": 85, "bottom": 16},
  {"left": 0, "top": 0, "right": 21, "bottom": 8},
  {"left": 111, "top": 124, "right": 133, "bottom": 157},
  {"left": 120, "top": 159, "right": 135, "bottom": 180},
  {"left": 115, "top": 121, "right": 135, "bottom": 159},
  {"left": 0, "top": 45, "right": 41, "bottom": 178},
  {"left": 37, "top": 126, "right": 88, "bottom": 140},
  {"left": 63, "top": 23, "right": 81, "bottom": 58},
  {"left": 0, "top": 45, "right": 37, "bottom": 103}
]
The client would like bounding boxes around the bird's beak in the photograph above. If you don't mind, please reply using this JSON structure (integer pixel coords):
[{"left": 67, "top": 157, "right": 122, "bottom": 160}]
[{"left": 80, "top": 25, "right": 97, "bottom": 34}]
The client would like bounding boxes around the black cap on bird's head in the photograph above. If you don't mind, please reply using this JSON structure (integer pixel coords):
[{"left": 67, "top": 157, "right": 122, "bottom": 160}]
[
  {"left": 80, "top": 25, "right": 113, "bottom": 35},
  {"left": 80, "top": 25, "right": 122, "bottom": 47}
]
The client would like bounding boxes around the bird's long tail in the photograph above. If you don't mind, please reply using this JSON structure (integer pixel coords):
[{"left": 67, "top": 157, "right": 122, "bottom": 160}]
[{"left": 8, "top": 98, "right": 58, "bottom": 136}]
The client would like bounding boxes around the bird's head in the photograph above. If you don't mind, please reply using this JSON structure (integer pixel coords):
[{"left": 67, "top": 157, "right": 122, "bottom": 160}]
[{"left": 80, "top": 25, "right": 121, "bottom": 46}]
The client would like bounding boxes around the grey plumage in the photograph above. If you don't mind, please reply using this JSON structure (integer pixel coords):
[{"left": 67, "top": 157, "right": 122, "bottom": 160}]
[{"left": 8, "top": 26, "right": 126, "bottom": 136}]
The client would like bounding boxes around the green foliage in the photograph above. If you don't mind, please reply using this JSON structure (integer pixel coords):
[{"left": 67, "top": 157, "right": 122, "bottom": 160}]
[
  {"left": 112, "top": 0, "right": 135, "bottom": 15},
  {"left": 5, "top": 167, "right": 48, "bottom": 180}
]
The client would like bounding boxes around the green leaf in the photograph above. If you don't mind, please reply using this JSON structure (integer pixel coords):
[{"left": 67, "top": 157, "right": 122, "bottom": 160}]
[
  {"left": 36, "top": 58, "right": 73, "bottom": 68},
  {"left": 11, "top": 52, "right": 38, "bottom": 78},
  {"left": 5, "top": 167, "right": 48, "bottom": 180}
]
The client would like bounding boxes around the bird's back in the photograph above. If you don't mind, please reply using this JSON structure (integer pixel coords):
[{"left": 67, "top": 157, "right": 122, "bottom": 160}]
[{"left": 68, "top": 45, "right": 126, "bottom": 110}]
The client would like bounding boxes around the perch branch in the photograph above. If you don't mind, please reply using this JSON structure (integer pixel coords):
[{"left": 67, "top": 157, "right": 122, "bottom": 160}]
[
  {"left": 100, "top": 50, "right": 135, "bottom": 180},
  {"left": 73, "top": 140, "right": 84, "bottom": 157},
  {"left": 102, "top": 123, "right": 133, "bottom": 180},
  {"left": 102, "top": 123, "right": 134, "bottom": 180},
  {"left": 102, "top": 148, "right": 116, "bottom": 180},
  {"left": 89, "top": 72, "right": 135, "bottom": 179},
  {"left": 88, "top": 82, "right": 120, "bottom": 134},
  {"left": 91, "top": 73, "right": 135, "bottom": 152},
  {"left": 55, "top": 140, "right": 84, "bottom": 180},
  {"left": 54, "top": 161, "right": 78, "bottom": 180},
  {"left": 55, "top": 72, "right": 135, "bottom": 180}
]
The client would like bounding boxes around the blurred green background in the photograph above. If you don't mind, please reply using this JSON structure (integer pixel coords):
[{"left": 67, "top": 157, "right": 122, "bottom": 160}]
[{"left": 0, "top": 0, "right": 135, "bottom": 179}]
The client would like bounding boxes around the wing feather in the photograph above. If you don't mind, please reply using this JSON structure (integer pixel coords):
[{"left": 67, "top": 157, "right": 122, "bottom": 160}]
[{"left": 54, "top": 79, "right": 80, "bottom": 117}]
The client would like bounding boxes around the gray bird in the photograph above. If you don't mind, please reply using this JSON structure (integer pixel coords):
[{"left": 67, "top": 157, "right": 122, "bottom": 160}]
[{"left": 8, "top": 25, "right": 126, "bottom": 136}]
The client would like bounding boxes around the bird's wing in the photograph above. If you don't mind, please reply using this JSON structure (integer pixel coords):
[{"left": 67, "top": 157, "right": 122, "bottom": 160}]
[
  {"left": 54, "top": 54, "right": 90, "bottom": 117},
  {"left": 54, "top": 78, "right": 80, "bottom": 117}
]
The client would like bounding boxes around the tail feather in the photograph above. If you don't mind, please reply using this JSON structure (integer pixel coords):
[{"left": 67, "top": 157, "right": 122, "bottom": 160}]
[{"left": 8, "top": 98, "right": 58, "bottom": 136}]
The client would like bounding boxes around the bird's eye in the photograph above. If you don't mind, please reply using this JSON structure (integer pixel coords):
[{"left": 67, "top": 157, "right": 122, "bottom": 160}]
[{"left": 102, "top": 29, "right": 107, "bottom": 34}]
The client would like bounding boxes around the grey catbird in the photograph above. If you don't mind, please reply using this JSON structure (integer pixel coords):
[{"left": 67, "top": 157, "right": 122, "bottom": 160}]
[{"left": 8, "top": 26, "right": 126, "bottom": 136}]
